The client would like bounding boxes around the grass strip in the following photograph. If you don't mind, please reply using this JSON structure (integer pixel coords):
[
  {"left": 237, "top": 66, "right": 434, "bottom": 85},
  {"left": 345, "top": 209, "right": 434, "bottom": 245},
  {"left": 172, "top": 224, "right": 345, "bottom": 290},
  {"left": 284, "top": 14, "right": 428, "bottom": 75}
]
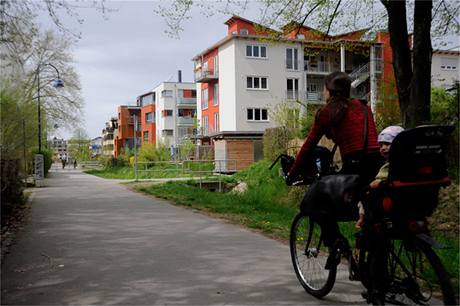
[{"left": 136, "top": 181, "right": 298, "bottom": 241}]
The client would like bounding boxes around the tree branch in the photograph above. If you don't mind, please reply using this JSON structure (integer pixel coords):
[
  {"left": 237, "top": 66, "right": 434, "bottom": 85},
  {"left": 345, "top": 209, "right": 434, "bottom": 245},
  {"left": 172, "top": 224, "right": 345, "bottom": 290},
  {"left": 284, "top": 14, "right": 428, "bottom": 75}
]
[{"left": 324, "top": 0, "right": 342, "bottom": 37}]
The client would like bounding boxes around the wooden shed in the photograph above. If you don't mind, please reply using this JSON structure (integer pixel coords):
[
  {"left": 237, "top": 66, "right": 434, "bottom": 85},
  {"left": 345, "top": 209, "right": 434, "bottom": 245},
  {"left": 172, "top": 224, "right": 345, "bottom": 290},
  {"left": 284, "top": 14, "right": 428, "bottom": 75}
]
[{"left": 211, "top": 131, "right": 264, "bottom": 173}]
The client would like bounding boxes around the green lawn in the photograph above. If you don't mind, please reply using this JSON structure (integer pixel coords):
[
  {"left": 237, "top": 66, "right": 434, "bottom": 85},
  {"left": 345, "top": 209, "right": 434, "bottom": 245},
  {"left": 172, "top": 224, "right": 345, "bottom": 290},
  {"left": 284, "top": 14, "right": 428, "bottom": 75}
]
[{"left": 85, "top": 162, "right": 215, "bottom": 179}]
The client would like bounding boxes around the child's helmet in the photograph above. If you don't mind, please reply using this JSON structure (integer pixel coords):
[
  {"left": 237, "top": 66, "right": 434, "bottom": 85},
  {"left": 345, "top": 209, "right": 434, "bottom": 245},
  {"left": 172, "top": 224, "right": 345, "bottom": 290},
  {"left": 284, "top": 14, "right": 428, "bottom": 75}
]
[{"left": 378, "top": 126, "right": 404, "bottom": 143}]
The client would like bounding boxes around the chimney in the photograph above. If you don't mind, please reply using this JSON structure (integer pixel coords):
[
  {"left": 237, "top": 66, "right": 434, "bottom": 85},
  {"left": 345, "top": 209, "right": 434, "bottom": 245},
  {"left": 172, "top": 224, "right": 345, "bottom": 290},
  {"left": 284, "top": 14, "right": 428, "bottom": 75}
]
[{"left": 178, "top": 70, "right": 182, "bottom": 83}]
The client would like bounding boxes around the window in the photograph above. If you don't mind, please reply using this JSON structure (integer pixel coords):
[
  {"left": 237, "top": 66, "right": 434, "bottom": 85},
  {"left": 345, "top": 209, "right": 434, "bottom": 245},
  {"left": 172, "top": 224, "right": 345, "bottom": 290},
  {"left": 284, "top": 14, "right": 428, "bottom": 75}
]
[
  {"left": 246, "top": 76, "right": 268, "bottom": 90},
  {"left": 240, "top": 28, "right": 249, "bottom": 35},
  {"left": 145, "top": 112, "right": 154, "bottom": 123},
  {"left": 247, "top": 108, "right": 269, "bottom": 121},
  {"left": 162, "top": 110, "right": 173, "bottom": 117},
  {"left": 203, "top": 116, "right": 208, "bottom": 134},
  {"left": 213, "top": 83, "right": 219, "bottom": 106},
  {"left": 246, "top": 45, "right": 267, "bottom": 58},
  {"left": 140, "top": 93, "right": 154, "bottom": 106},
  {"left": 214, "top": 56, "right": 218, "bottom": 74},
  {"left": 202, "top": 88, "right": 208, "bottom": 109},
  {"left": 143, "top": 131, "right": 149, "bottom": 141},
  {"left": 286, "top": 48, "right": 299, "bottom": 70},
  {"left": 162, "top": 129, "right": 173, "bottom": 136},
  {"left": 287, "top": 78, "right": 299, "bottom": 100},
  {"left": 214, "top": 112, "right": 219, "bottom": 132},
  {"left": 161, "top": 90, "right": 173, "bottom": 97},
  {"left": 440, "top": 57, "right": 457, "bottom": 70}
]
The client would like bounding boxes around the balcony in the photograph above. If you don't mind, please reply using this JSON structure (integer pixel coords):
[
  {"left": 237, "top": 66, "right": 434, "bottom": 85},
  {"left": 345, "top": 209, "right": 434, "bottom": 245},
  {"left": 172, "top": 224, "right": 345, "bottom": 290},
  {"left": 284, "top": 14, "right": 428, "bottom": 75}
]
[
  {"left": 177, "top": 96, "right": 197, "bottom": 107},
  {"left": 177, "top": 116, "right": 194, "bottom": 126},
  {"left": 195, "top": 69, "right": 219, "bottom": 83},
  {"left": 304, "top": 61, "right": 340, "bottom": 74},
  {"left": 305, "top": 91, "right": 325, "bottom": 104}
]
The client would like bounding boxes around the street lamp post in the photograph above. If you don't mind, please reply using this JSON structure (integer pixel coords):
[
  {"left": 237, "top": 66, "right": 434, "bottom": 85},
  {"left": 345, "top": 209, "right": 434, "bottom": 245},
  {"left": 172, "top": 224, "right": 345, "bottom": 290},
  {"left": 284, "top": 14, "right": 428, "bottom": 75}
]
[
  {"left": 35, "top": 63, "right": 64, "bottom": 186},
  {"left": 37, "top": 63, "right": 64, "bottom": 154}
]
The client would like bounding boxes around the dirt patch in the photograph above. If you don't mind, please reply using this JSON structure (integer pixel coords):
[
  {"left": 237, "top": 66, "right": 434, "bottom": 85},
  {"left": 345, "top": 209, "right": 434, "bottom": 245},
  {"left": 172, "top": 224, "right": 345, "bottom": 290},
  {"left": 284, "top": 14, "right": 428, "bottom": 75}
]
[{"left": 1, "top": 197, "right": 32, "bottom": 263}]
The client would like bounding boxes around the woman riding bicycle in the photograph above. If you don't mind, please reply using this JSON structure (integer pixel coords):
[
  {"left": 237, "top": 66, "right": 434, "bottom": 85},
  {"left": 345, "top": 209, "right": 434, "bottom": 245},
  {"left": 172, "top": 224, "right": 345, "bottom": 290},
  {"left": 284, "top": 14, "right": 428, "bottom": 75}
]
[{"left": 287, "top": 71, "right": 382, "bottom": 258}]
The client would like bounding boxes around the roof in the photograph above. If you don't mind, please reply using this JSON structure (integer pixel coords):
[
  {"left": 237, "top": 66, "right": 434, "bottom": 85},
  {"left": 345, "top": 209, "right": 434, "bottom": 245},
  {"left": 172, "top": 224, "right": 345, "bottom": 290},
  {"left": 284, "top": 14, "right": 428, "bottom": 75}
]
[
  {"left": 281, "top": 21, "right": 327, "bottom": 36},
  {"left": 210, "top": 131, "right": 264, "bottom": 139},
  {"left": 224, "top": 15, "right": 279, "bottom": 34},
  {"left": 192, "top": 16, "right": 379, "bottom": 60}
]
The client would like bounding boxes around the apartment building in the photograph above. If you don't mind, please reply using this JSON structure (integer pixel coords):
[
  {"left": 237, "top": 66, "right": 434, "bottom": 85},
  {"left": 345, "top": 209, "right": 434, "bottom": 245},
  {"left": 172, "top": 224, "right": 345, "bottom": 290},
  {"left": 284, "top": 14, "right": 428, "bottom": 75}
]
[
  {"left": 102, "top": 117, "right": 117, "bottom": 157},
  {"left": 137, "top": 74, "right": 197, "bottom": 148},
  {"left": 90, "top": 137, "right": 103, "bottom": 157},
  {"left": 51, "top": 137, "right": 68, "bottom": 161},
  {"left": 114, "top": 105, "right": 141, "bottom": 157},
  {"left": 194, "top": 16, "right": 384, "bottom": 135},
  {"left": 192, "top": 15, "right": 384, "bottom": 170}
]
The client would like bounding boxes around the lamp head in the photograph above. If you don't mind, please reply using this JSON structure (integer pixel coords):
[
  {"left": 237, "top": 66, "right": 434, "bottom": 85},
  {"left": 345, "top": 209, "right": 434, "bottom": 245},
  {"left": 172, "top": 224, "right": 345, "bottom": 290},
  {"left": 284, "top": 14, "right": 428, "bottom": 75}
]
[{"left": 53, "top": 79, "right": 64, "bottom": 88}]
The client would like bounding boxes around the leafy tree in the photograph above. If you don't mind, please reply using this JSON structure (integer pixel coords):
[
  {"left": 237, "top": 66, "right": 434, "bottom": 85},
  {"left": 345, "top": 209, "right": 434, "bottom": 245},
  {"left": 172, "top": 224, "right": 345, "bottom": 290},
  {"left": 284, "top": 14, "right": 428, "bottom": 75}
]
[
  {"left": 68, "top": 128, "right": 91, "bottom": 161},
  {"left": 156, "top": 0, "right": 459, "bottom": 128}
]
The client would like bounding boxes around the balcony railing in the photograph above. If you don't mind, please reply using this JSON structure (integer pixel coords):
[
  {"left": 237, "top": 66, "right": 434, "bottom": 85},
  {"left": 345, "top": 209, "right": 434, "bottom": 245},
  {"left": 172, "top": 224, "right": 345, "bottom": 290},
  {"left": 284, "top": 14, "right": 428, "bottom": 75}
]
[
  {"left": 304, "top": 61, "right": 340, "bottom": 74},
  {"left": 305, "top": 91, "right": 325, "bottom": 103},
  {"left": 177, "top": 116, "right": 194, "bottom": 126},
  {"left": 195, "top": 69, "right": 219, "bottom": 83},
  {"left": 177, "top": 96, "right": 197, "bottom": 106}
]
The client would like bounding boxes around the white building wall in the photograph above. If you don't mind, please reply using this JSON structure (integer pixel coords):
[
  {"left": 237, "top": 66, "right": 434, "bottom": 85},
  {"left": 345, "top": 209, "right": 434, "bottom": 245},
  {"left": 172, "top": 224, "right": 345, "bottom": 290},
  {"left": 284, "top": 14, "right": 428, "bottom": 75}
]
[
  {"left": 153, "top": 82, "right": 196, "bottom": 147},
  {"left": 218, "top": 41, "right": 237, "bottom": 131},
  {"left": 431, "top": 53, "right": 460, "bottom": 89},
  {"left": 233, "top": 39, "right": 304, "bottom": 131}
]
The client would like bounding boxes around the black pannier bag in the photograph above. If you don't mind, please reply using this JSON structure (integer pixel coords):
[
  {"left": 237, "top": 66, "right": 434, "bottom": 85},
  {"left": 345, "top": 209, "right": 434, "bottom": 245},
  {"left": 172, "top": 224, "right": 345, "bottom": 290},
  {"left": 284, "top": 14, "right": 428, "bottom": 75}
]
[
  {"left": 385, "top": 125, "right": 453, "bottom": 219},
  {"left": 300, "top": 174, "right": 361, "bottom": 221},
  {"left": 299, "top": 146, "right": 360, "bottom": 221}
]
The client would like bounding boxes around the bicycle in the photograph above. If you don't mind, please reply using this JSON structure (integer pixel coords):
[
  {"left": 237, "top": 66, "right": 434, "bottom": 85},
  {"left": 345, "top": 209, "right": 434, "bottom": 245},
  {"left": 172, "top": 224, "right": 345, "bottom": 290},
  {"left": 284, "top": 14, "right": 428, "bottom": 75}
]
[{"left": 270, "top": 125, "right": 457, "bottom": 305}]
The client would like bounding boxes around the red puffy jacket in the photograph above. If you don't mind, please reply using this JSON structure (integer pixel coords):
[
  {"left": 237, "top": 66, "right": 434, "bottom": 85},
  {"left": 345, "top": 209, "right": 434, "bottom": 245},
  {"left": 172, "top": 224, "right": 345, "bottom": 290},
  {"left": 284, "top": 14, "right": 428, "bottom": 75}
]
[{"left": 289, "top": 98, "right": 379, "bottom": 177}]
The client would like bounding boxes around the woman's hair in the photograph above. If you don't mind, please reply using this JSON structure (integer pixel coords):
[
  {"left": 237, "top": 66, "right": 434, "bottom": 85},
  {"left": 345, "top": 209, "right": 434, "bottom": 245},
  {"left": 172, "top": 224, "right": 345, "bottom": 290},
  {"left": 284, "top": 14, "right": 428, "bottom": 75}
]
[{"left": 325, "top": 71, "right": 351, "bottom": 98}]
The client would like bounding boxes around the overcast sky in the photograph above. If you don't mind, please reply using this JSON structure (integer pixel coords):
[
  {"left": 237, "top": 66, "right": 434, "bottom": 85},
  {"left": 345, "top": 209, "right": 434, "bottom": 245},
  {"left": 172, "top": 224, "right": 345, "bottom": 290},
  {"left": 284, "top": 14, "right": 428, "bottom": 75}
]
[{"left": 38, "top": 1, "right": 259, "bottom": 139}]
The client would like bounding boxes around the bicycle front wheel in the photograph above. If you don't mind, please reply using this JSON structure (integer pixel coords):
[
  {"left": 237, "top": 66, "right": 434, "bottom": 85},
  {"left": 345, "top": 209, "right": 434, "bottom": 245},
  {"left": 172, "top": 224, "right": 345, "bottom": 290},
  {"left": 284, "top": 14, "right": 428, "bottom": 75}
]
[
  {"left": 290, "top": 213, "right": 336, "bottom": 298},
  {"left": 387, "top": 236, "right": 457, "bottom": 305}
]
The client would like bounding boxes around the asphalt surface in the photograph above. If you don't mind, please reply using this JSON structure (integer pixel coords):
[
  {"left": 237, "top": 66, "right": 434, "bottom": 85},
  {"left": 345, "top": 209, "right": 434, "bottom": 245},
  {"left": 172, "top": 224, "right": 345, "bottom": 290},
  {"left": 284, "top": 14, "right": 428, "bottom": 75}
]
[{"left": 1, "top": 167, "right": 365, "bottom": 305}]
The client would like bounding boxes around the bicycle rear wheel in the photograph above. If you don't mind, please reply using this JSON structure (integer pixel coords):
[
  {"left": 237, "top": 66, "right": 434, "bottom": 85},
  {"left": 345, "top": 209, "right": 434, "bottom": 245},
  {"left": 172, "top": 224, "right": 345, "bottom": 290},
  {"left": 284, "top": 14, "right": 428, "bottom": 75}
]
[
  {"left": 387, "top": 236, "right": 457, "bottom": 305},
  {"left": 290, "top": 213, "right": 336, "bottom": 297}
]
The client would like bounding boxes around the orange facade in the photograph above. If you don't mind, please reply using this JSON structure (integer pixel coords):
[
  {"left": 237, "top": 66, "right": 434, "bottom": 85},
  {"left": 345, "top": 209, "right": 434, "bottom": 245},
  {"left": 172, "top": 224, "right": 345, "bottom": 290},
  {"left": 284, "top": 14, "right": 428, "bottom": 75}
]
[
  {"left": 141, "top": 104, "right": 156, "bottom": 145},
  {"left": 225, "top": 16, "right": 277, "bottom": 37},
  {"left": 199, "top": 48, "right": 220, "bottom": 134},
  {"left": 201, "top": 81, "right": 219, "bottom": 134},
  {"left": 114, "top": 106, "right": 141, "bottom": 157}
]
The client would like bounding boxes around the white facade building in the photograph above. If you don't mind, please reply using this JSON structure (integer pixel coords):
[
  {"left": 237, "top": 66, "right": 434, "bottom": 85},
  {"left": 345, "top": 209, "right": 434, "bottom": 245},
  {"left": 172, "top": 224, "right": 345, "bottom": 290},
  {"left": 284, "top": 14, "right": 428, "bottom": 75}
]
[
  {"left": 102, "top": 117, "right": 117, "bottom": 156},
  {"left": 143, "top": 80, "right": 197, "bottom": 147},
  {"left": 194, "top": 16, "right": 383, "bottom": 137}
]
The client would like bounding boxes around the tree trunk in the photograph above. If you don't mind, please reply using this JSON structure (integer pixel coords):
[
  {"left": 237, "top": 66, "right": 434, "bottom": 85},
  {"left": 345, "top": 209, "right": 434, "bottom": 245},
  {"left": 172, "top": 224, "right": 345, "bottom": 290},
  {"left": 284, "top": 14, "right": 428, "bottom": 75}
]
[
  {"left": 409, "top": 0, "right": 432, "bottom": 128},
  {"left": 382, "top": 0, "right": 413, "bottom": 128}
]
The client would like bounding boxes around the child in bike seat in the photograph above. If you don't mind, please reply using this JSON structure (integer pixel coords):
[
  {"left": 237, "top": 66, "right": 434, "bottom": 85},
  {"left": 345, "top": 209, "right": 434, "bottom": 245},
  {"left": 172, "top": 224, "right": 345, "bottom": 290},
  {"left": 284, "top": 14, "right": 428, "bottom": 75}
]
[{"left": 355, "top": 125, "right": 404, "bottom": 229}]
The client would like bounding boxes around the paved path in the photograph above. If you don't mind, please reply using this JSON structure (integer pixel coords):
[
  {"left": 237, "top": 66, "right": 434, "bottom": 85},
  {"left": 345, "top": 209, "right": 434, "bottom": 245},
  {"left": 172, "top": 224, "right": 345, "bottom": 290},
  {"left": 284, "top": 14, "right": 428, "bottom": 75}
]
[{"left": 2, "top": 169, "right": 365, "bottom": 305}]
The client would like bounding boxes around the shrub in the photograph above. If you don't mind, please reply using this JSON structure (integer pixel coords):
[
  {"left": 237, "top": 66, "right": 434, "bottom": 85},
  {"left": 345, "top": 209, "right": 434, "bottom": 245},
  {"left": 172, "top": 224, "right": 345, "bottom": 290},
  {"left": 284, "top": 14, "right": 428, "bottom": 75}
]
[
  {"left": 139, "top": 143, "right": 157, "bottom": 162},
  {"left": 263, "top": 127, "right": 290, "bottom": 161},
  {"left": 178, "top": 139, "right": 195, "bottom": 160},
  {"left": 1, "top": 159, "right": 25, "bottom": 220}
]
